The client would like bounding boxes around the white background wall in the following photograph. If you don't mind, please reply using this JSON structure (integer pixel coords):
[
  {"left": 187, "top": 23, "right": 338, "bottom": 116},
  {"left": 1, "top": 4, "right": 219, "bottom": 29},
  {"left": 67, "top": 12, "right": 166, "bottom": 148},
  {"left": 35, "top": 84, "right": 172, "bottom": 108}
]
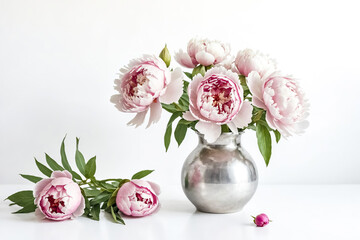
[{"left": 1, "top": 0, "right": 359, "bottom": 185}]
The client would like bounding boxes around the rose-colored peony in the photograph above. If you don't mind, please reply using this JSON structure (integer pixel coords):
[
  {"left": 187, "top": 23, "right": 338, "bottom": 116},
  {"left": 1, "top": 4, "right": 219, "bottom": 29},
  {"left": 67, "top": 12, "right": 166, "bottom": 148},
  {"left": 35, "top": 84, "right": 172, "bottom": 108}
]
[
  {"left": 252, "top": 213, "right": 270, "bottom": 227},
  {"left": 235, "top": 49, "right": 276, "bottom": 77},
  {"left": 175, "top": 38, "right": 231, "bottom": 68},
  {"left": 247, "top": 71, "right": 309, "bottom": 137},
  {"left": 111, "top": 55, "right": 183, "bottom": 127},
  {"left": 183, "top": 67, "right": 253, "bottom": 142},
  {"left": 116, "top": 179, "right": 160, "bottom": 217},
  {"left": 34, "top": 170, "right": 84, "bottom": 221}
]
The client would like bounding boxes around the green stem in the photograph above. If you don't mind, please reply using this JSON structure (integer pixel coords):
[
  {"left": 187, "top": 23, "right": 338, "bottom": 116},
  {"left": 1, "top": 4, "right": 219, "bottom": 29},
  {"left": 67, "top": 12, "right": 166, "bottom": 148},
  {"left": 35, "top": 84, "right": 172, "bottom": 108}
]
[
  {"left": 98, "top": 178, "right": 123, "bottom": 182},
  {"left": 173, "top": 103, "right": 183, "bottom": 111}
]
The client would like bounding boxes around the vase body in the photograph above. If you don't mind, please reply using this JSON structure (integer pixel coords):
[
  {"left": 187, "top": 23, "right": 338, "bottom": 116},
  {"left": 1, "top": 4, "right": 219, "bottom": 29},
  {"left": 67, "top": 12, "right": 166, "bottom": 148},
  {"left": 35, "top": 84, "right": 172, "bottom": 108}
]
[{"left": 181, "top": 133, "right": 258, "bottom": 213}]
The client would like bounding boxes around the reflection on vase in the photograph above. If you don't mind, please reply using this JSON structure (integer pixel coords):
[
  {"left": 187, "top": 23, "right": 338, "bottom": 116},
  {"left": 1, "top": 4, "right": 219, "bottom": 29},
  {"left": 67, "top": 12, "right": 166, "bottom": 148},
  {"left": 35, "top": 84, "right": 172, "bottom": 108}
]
[{"left": 181, "top": 133, "right": 258, "bottom": 213}]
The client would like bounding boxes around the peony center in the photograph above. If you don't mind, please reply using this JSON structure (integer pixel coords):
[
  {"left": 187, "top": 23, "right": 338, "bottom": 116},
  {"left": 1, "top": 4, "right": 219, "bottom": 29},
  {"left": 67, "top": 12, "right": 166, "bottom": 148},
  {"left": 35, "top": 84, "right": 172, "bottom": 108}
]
[
  {"left": 198, "top": 75, "right": 241, "bottom": 123},
  {"left": 47, "top": 195, "right": 65, "bottom": 214},
  {"left": 135, "top": 192, "right": 153, "bottom": 205}
]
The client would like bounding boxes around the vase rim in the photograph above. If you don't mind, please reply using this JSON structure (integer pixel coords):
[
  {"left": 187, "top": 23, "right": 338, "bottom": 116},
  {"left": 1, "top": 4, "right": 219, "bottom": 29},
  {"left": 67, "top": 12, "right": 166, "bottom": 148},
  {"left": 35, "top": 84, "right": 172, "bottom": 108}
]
[{"left": 197, "top": 131, "right": 243, "bottom": 146}]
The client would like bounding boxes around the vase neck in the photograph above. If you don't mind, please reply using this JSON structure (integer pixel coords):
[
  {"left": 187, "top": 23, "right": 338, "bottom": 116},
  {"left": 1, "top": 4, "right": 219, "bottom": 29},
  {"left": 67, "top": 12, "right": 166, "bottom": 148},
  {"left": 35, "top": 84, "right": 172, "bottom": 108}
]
[{"left": 198, "top": 133, "right": 242, "bottom": 148}]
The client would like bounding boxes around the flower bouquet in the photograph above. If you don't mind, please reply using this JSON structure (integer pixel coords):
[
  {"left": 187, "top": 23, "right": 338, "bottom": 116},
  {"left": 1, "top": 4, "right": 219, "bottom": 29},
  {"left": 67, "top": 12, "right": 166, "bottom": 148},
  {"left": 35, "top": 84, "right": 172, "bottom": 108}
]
[
  {"left": 110, "top": 38, "right": 309, "bottom": 213},
  {"left": 111, "top": 38, "right": 309, "bottom": 165}
]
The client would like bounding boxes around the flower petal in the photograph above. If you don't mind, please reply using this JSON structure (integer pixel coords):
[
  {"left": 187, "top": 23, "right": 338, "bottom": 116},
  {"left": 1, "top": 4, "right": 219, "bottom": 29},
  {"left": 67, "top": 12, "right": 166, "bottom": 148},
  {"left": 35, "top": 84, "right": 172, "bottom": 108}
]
[
  {"left": 195, "top": 51, "right": 215, "bottom": 66},
  {"left": 51, "top": 170, "right": 72, "bottom": 179},
  {"left": 227, "top": 122, "right": 238, "bottom": 133},
  {"left": 247, "top": 71, "right": 264, "bottom": 101},
  {"left": 174, "top": 49, "right": 196, "bottom": 68},
  {"left": 146, "top": 101, "right": 162, "bottom": 128},
  {"left": 232, "top": 101, "right": 253, "bottom": 128},
  {"left": 116, "top": 182, "right": 136, "bottom": 216},
  {"left": 182, "top": 111, "right": 198, "bottom": 121},
  {"left": 127, "top": 109, "right": 149, "bottom": 128},
  {"left": 34, "top": 178, "right": 53, "bottom": 202},
  {"left": 159, "top": 67, "right": 184, "bottom": 104},
  {"left": 195, "top": 121, "right": 221, "bottom": 143},
  {"left": 147, "top": 181, "right": 161, "bottom": 195},
  {"left": 72, "top": 195, "right": 85, "bottom": 218}
]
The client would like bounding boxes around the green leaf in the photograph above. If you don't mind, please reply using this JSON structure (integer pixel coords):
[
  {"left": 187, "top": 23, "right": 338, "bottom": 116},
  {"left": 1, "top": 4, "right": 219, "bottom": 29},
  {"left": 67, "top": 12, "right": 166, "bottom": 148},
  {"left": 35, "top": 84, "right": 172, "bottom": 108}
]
[
  {"left": 107, "top": 188, "right": 120, "bottom": 208},
  {"left": 35, "top": 158, "right": 52, "bottom": 177},
  {"left": 98, "top": 181, "right": 116, "bottom": 190},
  {"left": 90, "top": 204, "right": 100, "bottom": 221},
  {"left": 252, "top": 109, "right": 264, "bottom": 122},
  {"left": 184, "top": 72, "right": 193, "bottom": 80},
  {"left": 131, "top": 170, "right": 154, "bottom": 180},
  {"left": 192, "top": 65, "right": 206, "bottom": 77},
  {"left": 83, "top": 188, "right": 102, "bottom": 198},
  {"left": 60, "top": 136, "right": 73, "bottom": 172},
  {"left": 13, "top": 203, "right": 37, "bottom": 214},
  {"left": 161, "top": 103, "right": 178, "bottom": 113},
  {"left": 90, "top": 191, "right": 111, "bottom": 205},
  {"left": 164, "top": 112, "right": 182, "bottom": 151},
  {"left": 75, "top": 138, "right": 86, "bottom": 176},
  {"left": 110, "top": 206, "right": 125, "bottom": 225},
  {"left": 71, "top": 171, "right": 82, "bottom": 180},
  {"left": 20, "top": 174, "right": 42, "bottom": 183},
  {"left": 6, "top": 190, "right": 36, "bottom": 213},
  {"left": 85, "top": 156, "right": 96, "bottom": 178},
  {"left": 256, "top": 123, "right": 272, "bottom": 166},
  {"left": 274, "top": 130, "right": 281, "bottom": 143},
  {"left": 174, "top": 120, "right": 188, "bottom": 146},
  {"left": 45, "top": 153, "right": 64, "bottom": 171}
]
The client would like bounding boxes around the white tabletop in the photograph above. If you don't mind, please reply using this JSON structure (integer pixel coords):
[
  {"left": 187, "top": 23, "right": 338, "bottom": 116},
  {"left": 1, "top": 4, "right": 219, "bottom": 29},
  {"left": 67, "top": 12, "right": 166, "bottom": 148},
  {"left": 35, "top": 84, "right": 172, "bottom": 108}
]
[{"left": 1, "top": 184, "right": 359, "bottom": 240}]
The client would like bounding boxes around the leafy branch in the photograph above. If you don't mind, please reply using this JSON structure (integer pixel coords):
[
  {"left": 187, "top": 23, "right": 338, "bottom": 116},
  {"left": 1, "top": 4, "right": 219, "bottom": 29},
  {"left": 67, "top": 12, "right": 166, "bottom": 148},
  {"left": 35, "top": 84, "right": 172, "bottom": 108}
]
[{"left": 5, "top": 137, "right": 154, "bottom": 224}]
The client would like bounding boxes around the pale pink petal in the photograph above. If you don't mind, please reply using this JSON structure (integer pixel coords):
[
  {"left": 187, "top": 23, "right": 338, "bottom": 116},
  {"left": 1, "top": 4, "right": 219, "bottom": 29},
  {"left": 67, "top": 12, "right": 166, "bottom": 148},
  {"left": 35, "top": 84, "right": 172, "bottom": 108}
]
[
  {"left": 72, "top": 195, "right": 85, "bottom": 218},
  {"left": 195, "top": 121, "right": 221, "bottom": 143},
  {"left": 116, "top": 182, "right": 135, "bottom": 215},
  {"left": 183, "top": 111, "right": 198, "bottom": 121},
  {"left": 247, "top": 71, "right": 264, "bottom": 101},
  {"left": 159, "top": 67, "right": 184, "bottom": 104},
  {"left": 174, "top": 49, "right": 196, "bottom": 68},
  {"left": 232, "top": 101, "right": 253, "bottom": 128},
  {"left": 131, "top": 179, "right": 151, "bottom": 188},
  {"left": 34, "top": 178, "right": 52, "bottom": 201},
  {"left": 188, "top": 74, "right": 203, "bottom": 107},
  {"left": 146, "top": 101, "right": 162, "bottom": 128},
  {"left": 51, "top": 177, "right": 73, "bottom": 186},
  {"left": 147, "top": 181, "right": 161, "bottom": 195},
  {"left": 51, "top": 170, "right": 72, "bottom": 179},
  {"left": 195, "top": 51, "right": 215, "bottom": 66},
  {"left": 127, "top": 109, "right": 148, "bottom": 128},
  {"left": 189, "top": 104, "right": 210, "bottom": 122},
  {"left": 227, "top": 122, "right": 238, "bottom": 133},
  {"left": 265, "top": 110, "right": 277, "bottom": 130},
  {"left": 252, "top": 96, "right": 267, "bottom": 109}
]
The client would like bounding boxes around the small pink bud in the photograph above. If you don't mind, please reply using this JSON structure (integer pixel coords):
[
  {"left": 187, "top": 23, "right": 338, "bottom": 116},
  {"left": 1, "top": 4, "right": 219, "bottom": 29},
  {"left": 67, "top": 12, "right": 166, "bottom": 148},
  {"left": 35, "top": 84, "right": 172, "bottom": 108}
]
[{"left": 252, "top": 213, "right": 270, "bottom": 227}]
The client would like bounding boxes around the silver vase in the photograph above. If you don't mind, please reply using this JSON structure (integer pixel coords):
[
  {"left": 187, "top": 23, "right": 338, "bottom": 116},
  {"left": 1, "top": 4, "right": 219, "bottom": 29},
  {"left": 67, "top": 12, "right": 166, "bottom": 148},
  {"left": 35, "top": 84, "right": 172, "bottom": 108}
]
[{"left": 181, "top": 133, "right": 258, "bottom": 213}]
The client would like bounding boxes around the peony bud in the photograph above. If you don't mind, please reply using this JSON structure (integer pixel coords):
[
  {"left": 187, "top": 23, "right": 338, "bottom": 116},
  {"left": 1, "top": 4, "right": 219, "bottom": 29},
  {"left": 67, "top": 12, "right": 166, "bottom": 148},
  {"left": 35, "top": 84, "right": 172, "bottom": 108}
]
[
  {"left": 159, "top": 44, "right": 171, "bottom": 67},
  {"left": 252, "top": 213, "right": 270, "bottom": 227},
  {"left": 34, "top": 170, "right": 85, "bottom": 221},
  {"left": 116, "top": 179, "right": 160, "bottom": 217}
]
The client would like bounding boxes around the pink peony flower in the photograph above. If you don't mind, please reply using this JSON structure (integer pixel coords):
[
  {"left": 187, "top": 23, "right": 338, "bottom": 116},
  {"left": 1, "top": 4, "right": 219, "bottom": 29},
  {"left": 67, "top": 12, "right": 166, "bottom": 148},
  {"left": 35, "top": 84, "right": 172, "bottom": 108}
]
[
  {"left": 183, "top": 67, "right": 253, "bottom": 142},
  {"left": 247, "top": 71, "right": 309, "bottom": 137},
  {"left": 110, "top": 55, "right": 183, "bottom": 128},
  {"left": 34, "top": 170, "right": 84, "bottom": 221},
  {"left": 235, "top": 49, "right": 276, "bottom": 77},
  {"left": 252, "top": 213, "right": 270, "bottom": 227},
  {"left": 175, "top": 38, "right": 231, "bottom": 68},
  {"left": 116, "top": 179, "right": 160, "bottom": 217}
]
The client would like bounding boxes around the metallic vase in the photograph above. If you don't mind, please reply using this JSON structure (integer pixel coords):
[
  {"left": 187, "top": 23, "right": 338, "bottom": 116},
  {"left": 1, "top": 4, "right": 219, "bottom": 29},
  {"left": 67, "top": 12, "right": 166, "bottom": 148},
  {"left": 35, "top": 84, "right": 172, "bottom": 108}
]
[{"left": 181, "top": 133, "right": 258, "bottom": 213}]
